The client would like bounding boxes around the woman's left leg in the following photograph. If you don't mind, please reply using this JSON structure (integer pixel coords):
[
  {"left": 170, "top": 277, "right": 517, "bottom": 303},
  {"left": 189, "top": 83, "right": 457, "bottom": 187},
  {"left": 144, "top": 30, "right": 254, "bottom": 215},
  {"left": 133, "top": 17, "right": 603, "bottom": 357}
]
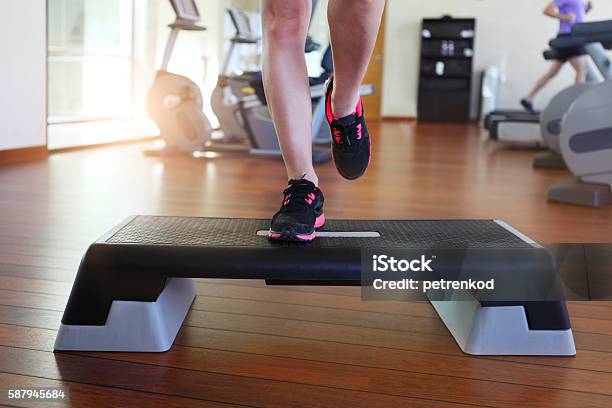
[
  {"left": 324, "top": 0, "right": 386, "bottom": 180},
  {"left": 569, "top": 56, "right": 588, "bottom": 83},
  {"left": 327, "top": 0, "right": 386, "bottom": 117}
]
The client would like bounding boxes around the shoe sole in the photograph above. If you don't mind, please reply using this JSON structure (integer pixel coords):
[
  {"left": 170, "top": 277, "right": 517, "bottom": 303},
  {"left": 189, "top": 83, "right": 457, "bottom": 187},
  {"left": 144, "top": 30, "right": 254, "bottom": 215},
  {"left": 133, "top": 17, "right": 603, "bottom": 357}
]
[
  {"left": 333, "top": 141, "right": 371, "bottom": 181},
  {"left": 268, "top": 214, "right": 325, "bottom": 243}
]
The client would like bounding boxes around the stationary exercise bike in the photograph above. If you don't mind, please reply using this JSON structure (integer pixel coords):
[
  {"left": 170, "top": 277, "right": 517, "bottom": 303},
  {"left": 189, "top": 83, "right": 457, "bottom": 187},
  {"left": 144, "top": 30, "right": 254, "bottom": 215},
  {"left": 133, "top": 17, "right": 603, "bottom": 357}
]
[{"left": 146, "top": 0, "right": 213, "bottom": 155}]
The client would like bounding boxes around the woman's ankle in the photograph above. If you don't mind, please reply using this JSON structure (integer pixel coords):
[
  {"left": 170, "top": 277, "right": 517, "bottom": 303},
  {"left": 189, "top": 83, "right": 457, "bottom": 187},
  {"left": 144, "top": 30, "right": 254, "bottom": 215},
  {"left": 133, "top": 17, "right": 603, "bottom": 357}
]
[
  {"left": 331, "top": 88, "right": 360, "bottom": 118},
  {"left": 287, "top": 171, "right": 318, "bottom": 186}
]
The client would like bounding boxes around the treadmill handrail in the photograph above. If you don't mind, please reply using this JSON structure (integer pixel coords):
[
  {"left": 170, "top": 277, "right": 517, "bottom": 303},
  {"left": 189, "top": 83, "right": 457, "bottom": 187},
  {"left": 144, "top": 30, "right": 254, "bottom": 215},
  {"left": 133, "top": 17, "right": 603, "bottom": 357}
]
[{"left": 572, "top": 20, "right": 612, "bottom": 35}]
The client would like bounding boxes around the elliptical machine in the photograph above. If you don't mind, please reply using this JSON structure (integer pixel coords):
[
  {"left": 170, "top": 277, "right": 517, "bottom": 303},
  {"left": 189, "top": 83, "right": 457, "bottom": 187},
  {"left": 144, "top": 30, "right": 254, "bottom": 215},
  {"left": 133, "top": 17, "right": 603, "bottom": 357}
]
[
  {"left": 533, "top": 34, "right": 603, "bottom": 169},
  {"left": 146, "top": 0, "right": 213, "bottom": 155},
  {"left": 548, "top": 20, "right": 612, "bottom": 207},
  {"left": 209, "top": 7, "right": 260, "bottom": 145},
  {"left": 209, "top": 7, "right": 335, "bottom": 148}
]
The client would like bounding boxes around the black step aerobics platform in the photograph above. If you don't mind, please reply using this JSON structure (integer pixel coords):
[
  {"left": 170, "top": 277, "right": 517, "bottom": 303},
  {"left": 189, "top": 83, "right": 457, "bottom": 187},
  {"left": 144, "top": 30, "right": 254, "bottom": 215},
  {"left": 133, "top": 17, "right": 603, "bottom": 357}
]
[{"left": 54, "top": 216, "right": 575, "bottom": 355}]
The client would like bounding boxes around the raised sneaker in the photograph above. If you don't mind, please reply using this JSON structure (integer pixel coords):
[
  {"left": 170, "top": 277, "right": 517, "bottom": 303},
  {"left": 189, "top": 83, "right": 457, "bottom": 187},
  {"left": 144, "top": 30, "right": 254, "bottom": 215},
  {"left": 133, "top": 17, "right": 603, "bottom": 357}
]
[{"left": 325, "top": 77, "right": 372, "bottom": 180}]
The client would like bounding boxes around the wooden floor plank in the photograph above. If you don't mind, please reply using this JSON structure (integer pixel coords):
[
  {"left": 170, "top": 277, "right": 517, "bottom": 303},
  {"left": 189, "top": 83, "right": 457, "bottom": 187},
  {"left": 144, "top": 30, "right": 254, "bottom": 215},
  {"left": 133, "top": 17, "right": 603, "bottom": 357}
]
[
  {"left": 0, "top": 346, "right": 479, "bottom": 408},
  {"left": 0, "top": 372, "right": 238, "bottom": 408},
  {"left": 3, "top": 311, "right": 612, "bottom": 396},
  {"left": 2, "top": 325, "right": 612, "bottom": 407},
  {"left": 1, "top": 283, "right": 612, "bottom": 367}
]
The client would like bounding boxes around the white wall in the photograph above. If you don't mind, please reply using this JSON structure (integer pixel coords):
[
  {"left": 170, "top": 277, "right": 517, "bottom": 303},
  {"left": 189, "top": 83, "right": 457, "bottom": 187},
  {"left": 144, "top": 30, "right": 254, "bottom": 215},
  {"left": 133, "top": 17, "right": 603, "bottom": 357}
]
[
  {"left": 382, "top": 0, "right": 612, "bottom": 118},
  {"left": 0, "top": 0, "right": 47, "bottom": 150}
]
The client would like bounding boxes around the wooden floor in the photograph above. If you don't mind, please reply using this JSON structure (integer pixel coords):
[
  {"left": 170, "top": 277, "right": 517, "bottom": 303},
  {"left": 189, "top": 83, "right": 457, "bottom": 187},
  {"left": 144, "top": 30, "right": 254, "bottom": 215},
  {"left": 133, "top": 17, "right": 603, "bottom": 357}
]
[{"left": 0, "top": 121, "right": 611, "bottom": 407}]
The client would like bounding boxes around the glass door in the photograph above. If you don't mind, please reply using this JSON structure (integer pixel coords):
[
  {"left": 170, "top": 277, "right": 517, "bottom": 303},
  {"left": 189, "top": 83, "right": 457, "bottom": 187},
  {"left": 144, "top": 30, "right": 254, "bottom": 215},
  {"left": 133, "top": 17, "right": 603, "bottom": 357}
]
[{"left": 47, "top": 0, "right": 158, "bottom": 149}]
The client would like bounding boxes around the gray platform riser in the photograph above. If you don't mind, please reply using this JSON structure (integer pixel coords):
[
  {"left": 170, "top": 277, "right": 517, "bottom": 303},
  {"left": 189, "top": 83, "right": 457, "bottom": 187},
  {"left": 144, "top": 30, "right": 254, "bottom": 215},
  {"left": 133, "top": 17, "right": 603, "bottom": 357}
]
[
  {"left": 431, "top": 300, "right": 575, "bottom": 356},
  {"left": 55, "top": 276, "right": 576, "bottom": 355},
  {"left": 54, "top": 278, "right": 196, "bottom": 352}
]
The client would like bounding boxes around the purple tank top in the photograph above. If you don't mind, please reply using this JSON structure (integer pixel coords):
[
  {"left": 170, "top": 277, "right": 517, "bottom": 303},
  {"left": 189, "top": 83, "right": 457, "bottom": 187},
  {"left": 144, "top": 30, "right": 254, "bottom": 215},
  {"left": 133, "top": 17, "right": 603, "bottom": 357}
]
[{"left": 555, "top": 0, "right": 586, "bottom": 34}]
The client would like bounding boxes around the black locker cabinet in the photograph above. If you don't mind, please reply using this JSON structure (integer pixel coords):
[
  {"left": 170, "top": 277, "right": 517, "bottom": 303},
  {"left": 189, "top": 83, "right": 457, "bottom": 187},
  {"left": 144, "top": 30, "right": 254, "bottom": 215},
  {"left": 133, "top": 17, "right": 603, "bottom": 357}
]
[{"left": 417, "top": 17, "right": 476, "bottom": 122}]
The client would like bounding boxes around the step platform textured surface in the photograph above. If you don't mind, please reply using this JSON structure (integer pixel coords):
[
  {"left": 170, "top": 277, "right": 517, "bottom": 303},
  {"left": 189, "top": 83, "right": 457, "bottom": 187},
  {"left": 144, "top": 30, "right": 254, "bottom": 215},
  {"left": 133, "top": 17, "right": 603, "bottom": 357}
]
[{"left": 105, "top": 216, "right": 533, "bottom": 248}]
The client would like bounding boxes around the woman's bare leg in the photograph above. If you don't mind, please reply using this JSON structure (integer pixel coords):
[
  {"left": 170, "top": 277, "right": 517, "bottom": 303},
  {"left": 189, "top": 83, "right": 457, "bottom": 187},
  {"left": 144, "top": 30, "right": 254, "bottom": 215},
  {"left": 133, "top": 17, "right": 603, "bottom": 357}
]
[
  {"left": 569, "top": 56, "right": 587, "bottom": 83},
  {"left": 525, "top": 60, "right": 564, "bottom": 102},
  {"left": 327, "top": 0, "right": 386, "bottom": 117},
  {"left": 261, "top": 0, "right": 316, "bottom": 184}
]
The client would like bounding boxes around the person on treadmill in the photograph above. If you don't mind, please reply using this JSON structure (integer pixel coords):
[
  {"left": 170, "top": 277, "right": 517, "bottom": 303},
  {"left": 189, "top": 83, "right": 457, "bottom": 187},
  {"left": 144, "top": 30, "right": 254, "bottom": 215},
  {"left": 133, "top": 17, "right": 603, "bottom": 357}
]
[
  {"left": 264, "top": 0, "right": 385, "bottom": 242},
  {"left": 520, "top": 0, "right": 594, "bottom": 114}
]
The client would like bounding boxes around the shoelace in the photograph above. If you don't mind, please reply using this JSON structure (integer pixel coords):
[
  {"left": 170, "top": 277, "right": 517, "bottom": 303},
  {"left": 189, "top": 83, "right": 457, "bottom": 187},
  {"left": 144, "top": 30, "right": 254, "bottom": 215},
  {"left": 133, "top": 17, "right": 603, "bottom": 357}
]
[
  {"left": 332, "top": 116, "right": 362, "bottom": 148},
  {"left": 282, "top": 183, "right": 318, "bottom": 211}
]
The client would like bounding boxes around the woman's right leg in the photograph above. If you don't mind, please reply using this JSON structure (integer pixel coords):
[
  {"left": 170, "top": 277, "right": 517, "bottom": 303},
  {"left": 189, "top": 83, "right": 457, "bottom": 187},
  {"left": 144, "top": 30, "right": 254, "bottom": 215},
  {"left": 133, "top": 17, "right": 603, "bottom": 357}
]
[
  {"left": 261, "top": 0, "right": 317, "bottom": 184},
  {"left": 524, "top": 60, "right": 564, "bottom": 103},
  {"left": 263, "top": 0, "right": 325, "bottom": 242}
]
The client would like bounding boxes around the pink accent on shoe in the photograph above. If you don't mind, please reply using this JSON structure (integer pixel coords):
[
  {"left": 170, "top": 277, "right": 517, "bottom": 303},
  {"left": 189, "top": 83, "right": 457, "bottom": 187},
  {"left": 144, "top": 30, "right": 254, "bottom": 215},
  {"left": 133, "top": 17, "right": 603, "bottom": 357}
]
[
  {"left": 325, "top": 81, "right": 335, "bottom": 123},
  {"left": 356, "top": 98, "right": 363, "bottom": 116},
  {"left": 356, "top": 123, "right": 362, "bottom": 140},
  {"left": 326, "top": 77, "right": 365, "bottom": 122},
  {"left": 295, "top": 231, "right": 317, "bottom": 241},
  {"left": 332, "top": 128, "right": 341, "bottom": 144},
  {"left": 315, "top": 213, "right": 325, "bottom": 229},
  {"left": 267, "top": 230, "right": 316, "bottom": 242},
  {"left": 305, "top": 192, "right": 316, "bottom": 204}
]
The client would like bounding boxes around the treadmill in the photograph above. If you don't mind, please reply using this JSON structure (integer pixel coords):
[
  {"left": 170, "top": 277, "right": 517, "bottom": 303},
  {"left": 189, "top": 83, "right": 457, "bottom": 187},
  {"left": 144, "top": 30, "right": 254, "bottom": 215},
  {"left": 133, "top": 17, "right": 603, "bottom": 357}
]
[
  {"left": 484, "top": 109, "right": 541, "bottom": 145},
  {"left": 485, "top": 46, "right": 590, "bottom": 147}
]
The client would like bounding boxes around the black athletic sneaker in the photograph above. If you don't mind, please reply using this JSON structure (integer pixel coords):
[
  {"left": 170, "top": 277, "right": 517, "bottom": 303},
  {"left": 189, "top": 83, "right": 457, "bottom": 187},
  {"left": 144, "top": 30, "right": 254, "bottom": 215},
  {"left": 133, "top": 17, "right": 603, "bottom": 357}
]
[
  {"left": 521, "top": 99, "right": 536, "bottom": 114},
  {"left": 325, "top": 78, "right": 371, "bottom": 180},
  {"left": 268, "top": 179, "right": 325, "bottom": 242}
]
